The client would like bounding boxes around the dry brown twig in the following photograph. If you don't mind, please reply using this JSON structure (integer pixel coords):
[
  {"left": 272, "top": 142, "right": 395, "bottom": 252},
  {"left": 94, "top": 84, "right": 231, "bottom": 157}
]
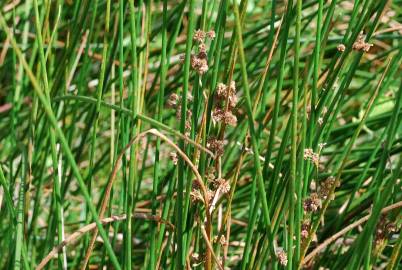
[
  {"left": 80, "top": 128, "right": 211, "bottom": 269},
  {"left": 200, "top": 225, "right": 224, "bottom": 270},
  {"left": 36, "top": 213, "right": 173, "bottom": 270},
  {"left": 303, "top": 201, "right": 402, "bottom": 265}
]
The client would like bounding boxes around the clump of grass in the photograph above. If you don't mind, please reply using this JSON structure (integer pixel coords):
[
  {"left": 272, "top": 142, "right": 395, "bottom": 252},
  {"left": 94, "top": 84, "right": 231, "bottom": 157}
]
[{"left": 0, "top": 0, "right": 401, "bottom": 269}]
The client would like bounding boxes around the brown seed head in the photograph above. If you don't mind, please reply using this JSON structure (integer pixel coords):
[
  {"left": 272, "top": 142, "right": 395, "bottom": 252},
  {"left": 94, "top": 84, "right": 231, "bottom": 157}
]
[
  {"left": 193, "top": 29, "right": 206, "bottom": 42},
  {"left": 319, "top": 176, "right": 340, "bottom": 200},
  {"left": 352, "top": 34, "right": 373, "bottom": 52},
  {"left": 223, "top": 111, "right": 237, "bottom": 126},
  {"left": 276, "top": 249, "right": 288, "bottom": 266},
  {"left": 337, "top": 44, "right": 346, "bottom": 52},
  {"left": 206, "top": 30, "right": 216, "bottom": 39},
  {"left": 303, "top": 193, "right": 321, "bottom": 213},
  {"left": 216, "top": 178, "right": 230, "bottom": 194},
  {"left": 301, "top": 220, "right": 311, "bottom": 239},
  {"left": 167, "top": 93, "right": 180, "bottom": 108},
  {"left": 207, "top": 137, "right": 225, "bottom": 157}
]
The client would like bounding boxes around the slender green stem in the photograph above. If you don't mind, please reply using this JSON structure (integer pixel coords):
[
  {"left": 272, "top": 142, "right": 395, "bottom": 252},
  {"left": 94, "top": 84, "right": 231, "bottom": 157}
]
[{"left": 289, "top": 0, "right": 301, "bottom": 268}]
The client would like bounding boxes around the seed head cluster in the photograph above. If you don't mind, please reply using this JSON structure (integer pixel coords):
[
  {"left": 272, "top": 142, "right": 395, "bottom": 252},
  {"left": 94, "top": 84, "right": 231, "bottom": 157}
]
[
  {"left": 304, "top": 176, "right": 340, "bottom": 214},
  {"left": 215, "top": 178, "right": 230, "bottom": 194},
  {"left": 303, "top": 192, "right": 321, "bottom": 213},
  {"left": 190, "top": 189, "right": 203, "bottom": 203},
  {"left": 167, "top": 93, "right": 180, "bottom": 108},
  {"left": 301, "top": 220, "right": 311, "bottom": 239},
  {"left": 206, "top": 167, "right": 216, "bottom": 182},
  {"left": 337, "top": 43, "right": 346, "bottom": 52},
  {"left": 212, "top": 81, "right": 238, "bottom": 126},
  {"left": 207, "top": 137, "right": 225, "bottom": 157},
  {"left": 212, "top": 108, "right": 237, "bottom": 126},
  {"left": 216, "top": 81, "right": 238, "bottom": 108},
  {"left": 318, "top": 176, "right": 340, "bottom": 200},
  {"left": 276, "top": 249, "right": 288, "bottom": 266},
  {"left": 193, "top": 29, "right": 206, "bottom": 42},
  {"left": 352, "top": 33, "right": 373, "bottom": 52},
  {"left": 304, "top": 148, "right": 320, "bottom": 167},
  {"left": 188, "top": 29, "right": 215, "bottom": 75},
  {"left": 375, "top": 216, "right": 397, "bottom": 245}
]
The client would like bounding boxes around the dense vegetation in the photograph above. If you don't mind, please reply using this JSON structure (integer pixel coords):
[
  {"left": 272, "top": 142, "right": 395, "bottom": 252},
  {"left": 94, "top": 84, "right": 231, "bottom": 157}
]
[{"left": 0, "top": 0, "right": 401, "bottom": 269}]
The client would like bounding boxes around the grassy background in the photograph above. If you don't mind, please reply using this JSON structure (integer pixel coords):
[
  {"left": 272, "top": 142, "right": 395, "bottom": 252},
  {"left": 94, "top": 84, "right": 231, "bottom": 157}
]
[{"left": 0, "top": 0, "right": 401, "bottom": 269}]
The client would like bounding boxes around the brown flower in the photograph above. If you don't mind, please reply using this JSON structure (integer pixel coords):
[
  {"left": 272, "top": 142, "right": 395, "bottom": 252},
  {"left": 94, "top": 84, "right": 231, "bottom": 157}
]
[
  {"left": 216, "top": 83, "right": 227, "bottom": 97},
  {"left": 216, "top": 178, "right": 230, "bottom": 194},
  {"left": 207, "top": 137, "right": 225, "bottom": 157},
  {"left": 375, "top": 215, "right": 398, "bottom": 245},
  {"left": 352, "top": 34, "right": 373, "bottom": 52},
  {"left": 190, "top": 54, "right": 208, "bottom": 75},
  {"left": 318, "top": 176, "right": 340, "bottom": 200},
  {"left": 206, "top": 30, "right": 216, "bottom": 40},
  {"left": 216, "top": 81, "right": 238, "bottom": 108},
  {"left": 190, "top": 189, "right": 203, "bottom": 203},
  {"left": 206, "top": 167, "right": 216, "bottom": 182},
  {"left": 223, "top": 111, "right": 237, "bottom": 126},
  {"left": 193, "top": 29, "right": 206, "bottom": 42},
  {"left": 303, "top": 193, "right": 321, "bottom": 213},
  {"left": 167, "top": 93, "right": 180, "bottom": 108},
  {"left": 337, "top": 44, "right": 346, "bottom": 52},
  {"left": 301, "top": 220, "right": 311, "bottom": 239},
  {"left": 212, "top": 108, "right": 225, "bottom": 123},
  {"left": 304, "top": 148, "right": 320, "bottom": 167},
  {"left": 276, "top": 249, "right": 288, "bottom": 266}
]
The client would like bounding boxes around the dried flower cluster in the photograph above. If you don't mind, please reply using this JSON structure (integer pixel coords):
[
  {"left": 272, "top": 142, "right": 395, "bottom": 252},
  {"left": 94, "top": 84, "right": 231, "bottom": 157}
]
[
  {"left": 190, "top": 252, "right": 204, "bottom": 266},
  {"left": 304, "top": 148, "right": 320, "bottom": 167},
  {"left": 303, "top": 193, "right": 321, "bottom": 213},
  {"left": 318, "top": 176, "right": 340, "bottom": 200},
  {"left": 190, "top": 166, "right": 230, "bottom": 207},
  {"left": 276, "top": 249, "right": 288, "bottom": 266},
  {"left": 207, "top": 137, "right": 225, "bottom": 157},
  {"left": 375, "top": 216, "right": 397, "bottom": 245},
  {"left": 352, "top": 33, "right": 373, "bottom": 52},
  {"left": 191, "top": 167, "right": 220, "bottom": 205},
  {"left": 190, "top": 54, "right": 208, "bottom": 75},
  {"left": 193, "top": 29, "right": 206, "bottom": 42},
  {"left": 206, "top": 30, "right": 215, "bottom": 40},
  {"left": 212, "top": 108, "right": 237, "bottom": 126},
  {"left": 206, "top": 167, "right": 216, "bottom": 182},
  {"left": 337, "top": 43, "right": 346, "bottom": 52},
  {"left": 167, "top": 93, "right": 180, "bottom": 108},
  {"left": 189, "top": 29, "right": 215, "bottom": 75},
  {"left": 304, "top": 176, "right": 340, "bottom": 215},
  {"left": 215, "top": 178, "right": 230, "bottom": 194},
  {"left": 214, "top": 235, "right": 227, "bottom": 246},
  {"left": 190, "top": 189, "right": 203, "bottom": 203},
  {"left": 216, "top": 81, "right": 238, "bottom": 108},
  {"left": 301, "top": 220, "right": 311, "bottom": 239},
  {"left": 212, "top": 81, "right": 238, "bottom": 126}
]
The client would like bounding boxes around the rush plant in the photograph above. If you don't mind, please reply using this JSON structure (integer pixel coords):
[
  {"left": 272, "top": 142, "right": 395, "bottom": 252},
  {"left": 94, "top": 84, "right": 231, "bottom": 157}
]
[{"left": 0, "top": 0, "right": 401, "bottom": 269}]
